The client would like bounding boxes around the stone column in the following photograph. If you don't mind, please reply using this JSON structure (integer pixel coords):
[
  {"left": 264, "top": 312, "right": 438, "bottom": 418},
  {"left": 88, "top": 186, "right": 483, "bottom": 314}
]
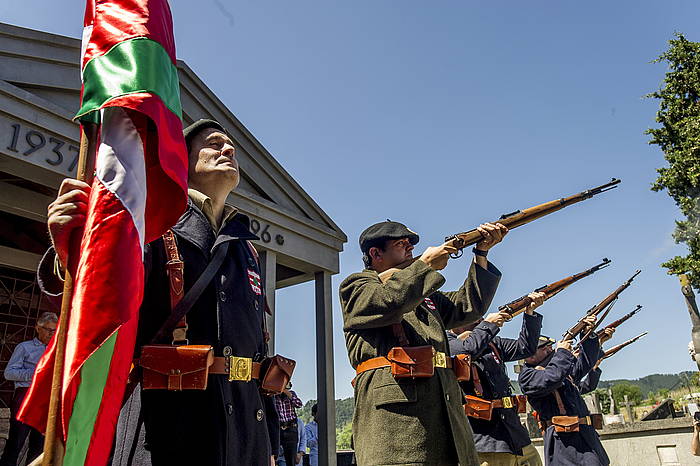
[{"left": 315, "top": 271, "right": 337, "bottom": 466}]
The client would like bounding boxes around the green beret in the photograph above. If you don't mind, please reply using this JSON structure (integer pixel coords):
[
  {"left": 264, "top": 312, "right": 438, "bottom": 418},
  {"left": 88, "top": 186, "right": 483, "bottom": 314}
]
[
  {"left": 537, "top": 336, "right": 556, "bottom": 348},
  {"left": 183, "top": 119, "right": 227, "bottom": 152},
  {"left": 359, "top": 220, "right": 419, "bottom": 253}
]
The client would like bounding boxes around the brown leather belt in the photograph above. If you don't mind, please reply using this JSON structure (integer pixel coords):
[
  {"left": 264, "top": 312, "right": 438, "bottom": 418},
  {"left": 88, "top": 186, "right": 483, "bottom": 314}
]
[
  {"left": 210, "top": 356, "right": 262, "bottom": 381},
  {"left": 355, "top": 351, "right": 453, "bottom": 375},
  {"left": 543, "top": 416, "right": 593, "bottom": 428},
  {"left": 479, "top": 395, "right": 519, "bottom": 409}
]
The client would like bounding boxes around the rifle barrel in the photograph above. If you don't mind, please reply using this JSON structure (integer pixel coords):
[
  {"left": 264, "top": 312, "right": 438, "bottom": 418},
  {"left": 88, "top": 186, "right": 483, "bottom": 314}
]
[
  {"left": 602, "top": 332, "right": 648, "bottom": 360},
  {"left": 603, "top": 305, "right": 643, "bottom": 331},
  {"left": 563, "top": 269, "right": 641, "bottom": 340},
  {"left": 498, "top": 258, "right": 611, "bottom": 317},
  {"left": 378, "top": 179, "right": 621, "bottom": 283}
]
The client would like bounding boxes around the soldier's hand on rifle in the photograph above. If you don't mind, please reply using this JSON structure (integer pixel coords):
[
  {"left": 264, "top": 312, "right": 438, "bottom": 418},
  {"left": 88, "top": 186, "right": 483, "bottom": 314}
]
[
  {"left": 592, "top": 359, "right": 602, "bottom": 371},
  {"left": 484, "top": 311, "right": 511, "bottom": 328},
  {"left": 475, "top": 222, "right": 509, "bottom": 252},
  {"left": 557, "top": 339, "right": 573, "bottom": 353},
  {"left": 47, "top": 178, "right": 92, "bottom": 270},
  {"left": 581, "top": 315, "right": 597, "bottom": 332},
  {"left": 599, "top": 327, "right": 615, "bottom": 344},
  {"left": 525, "top": 291, "right": 546, "bottom": 315},
  {"left": 419, "top": 244, "right": 459, "bottom": 271}
]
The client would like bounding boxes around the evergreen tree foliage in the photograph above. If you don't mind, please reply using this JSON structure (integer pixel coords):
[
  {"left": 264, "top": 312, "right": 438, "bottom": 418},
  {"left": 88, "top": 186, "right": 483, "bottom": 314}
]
[{"left": 647, "top": 33, "right": 700, "bottom": 286}]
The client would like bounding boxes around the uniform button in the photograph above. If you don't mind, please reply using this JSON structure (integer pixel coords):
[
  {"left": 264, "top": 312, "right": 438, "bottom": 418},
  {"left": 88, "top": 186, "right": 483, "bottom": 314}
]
[
  {"left": 226, "top": 404, "right": 233, "bottom": 416},
  {"left": 446, "top": 394, "right": 450, "bottom": 401},
  {"left": 223, "top": 346, "right": 232, "bottom": 357},
  {"left": 219, "top": 291, "right": 226, "bottom": 302},
  {"left": 256, "top": 409, "right": 264, "bottom": 421}
]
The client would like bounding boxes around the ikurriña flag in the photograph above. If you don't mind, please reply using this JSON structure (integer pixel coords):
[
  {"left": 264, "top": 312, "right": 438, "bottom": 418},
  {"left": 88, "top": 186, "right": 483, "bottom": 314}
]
[{"left": 18, "top": 1, "right": 188, "bottom": 464}]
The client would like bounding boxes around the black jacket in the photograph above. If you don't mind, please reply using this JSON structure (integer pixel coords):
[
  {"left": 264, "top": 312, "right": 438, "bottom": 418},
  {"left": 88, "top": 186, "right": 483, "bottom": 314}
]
[
  {"left": 38, "top": 200, "right": 279, "bottom": 466},
  {"left": 447, "top": 312, "right": 542, "bottom": 455},
  {"left": 518, "top": 335, "right": 609, "bottom": 466}
]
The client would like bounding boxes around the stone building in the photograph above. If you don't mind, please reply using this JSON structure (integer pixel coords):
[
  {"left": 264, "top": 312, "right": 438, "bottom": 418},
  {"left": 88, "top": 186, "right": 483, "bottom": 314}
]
[{"left": 0, "top": 22, "right": 345, "bottom": 465}]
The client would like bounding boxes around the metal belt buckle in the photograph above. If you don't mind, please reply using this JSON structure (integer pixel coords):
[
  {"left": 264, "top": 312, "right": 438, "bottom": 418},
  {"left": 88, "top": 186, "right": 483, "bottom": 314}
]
[
  {"left": 502, "top": 396, "right": 514, "bottom": 409},
  {"left": 433, "top": 352, "right": 447, "bottom": 368},
  {"left": 229, "top": 356, "right": 252, "bottom": 382}
]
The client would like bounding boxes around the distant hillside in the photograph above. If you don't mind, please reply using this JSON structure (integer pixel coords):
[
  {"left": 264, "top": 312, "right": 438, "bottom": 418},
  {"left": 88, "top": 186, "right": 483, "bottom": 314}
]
[
  {"left": 597, "top": 371, "right": 696, "bottom": 395},
  {"left": 299, "top": 397, "right": 354, "bottom": 429}
]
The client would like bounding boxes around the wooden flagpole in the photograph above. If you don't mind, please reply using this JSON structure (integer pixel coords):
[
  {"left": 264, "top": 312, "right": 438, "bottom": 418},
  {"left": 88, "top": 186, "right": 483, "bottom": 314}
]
[{"left": 37, "top": 122, "right": 98, "bottom": 466}]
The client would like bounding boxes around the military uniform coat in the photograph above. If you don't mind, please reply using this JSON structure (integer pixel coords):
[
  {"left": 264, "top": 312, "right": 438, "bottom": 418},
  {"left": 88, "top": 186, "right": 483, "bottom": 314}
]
[
  {"left": 447, "top": 312, "right": 542, "bottom": 455},
  {"left": 340, "top": 259, "right": 501, "bottom": 466},
  {"left": 518, "top": 335, "right": 609, "bottom": 466},
  {"left": 38, "top": 200, "right": 279, "bottom": 466}
]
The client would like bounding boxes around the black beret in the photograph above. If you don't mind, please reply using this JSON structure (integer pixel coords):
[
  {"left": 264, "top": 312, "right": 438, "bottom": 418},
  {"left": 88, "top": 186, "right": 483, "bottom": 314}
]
[
  {"left": 537, "top": 336, "right": 556, "bottom": 348},
  {"left": 359, "top": 221, "right": 419, "bottom": 253},
  {"left": 183, "top": 119, "right": 227, "bottom": 151}
]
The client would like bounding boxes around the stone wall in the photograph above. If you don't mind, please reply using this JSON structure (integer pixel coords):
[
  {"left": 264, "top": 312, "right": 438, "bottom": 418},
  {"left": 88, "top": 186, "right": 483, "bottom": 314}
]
[{"left": 531, "top": 417, "right": 700, "bottom": 465}]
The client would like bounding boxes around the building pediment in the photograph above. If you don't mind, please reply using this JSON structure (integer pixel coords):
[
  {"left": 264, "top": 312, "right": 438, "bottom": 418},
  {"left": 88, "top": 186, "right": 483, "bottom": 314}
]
[{"left": 0, "top": 22, "right": 345, "bottom": 283}]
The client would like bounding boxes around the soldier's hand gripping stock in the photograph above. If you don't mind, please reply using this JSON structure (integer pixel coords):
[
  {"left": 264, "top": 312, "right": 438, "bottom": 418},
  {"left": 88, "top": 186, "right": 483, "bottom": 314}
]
[
  {"left": 418, "top": 222, "right": 508, "bottom": 271},
  {"left": 46, "top": 178, "right": 91, "bottom": 271}
]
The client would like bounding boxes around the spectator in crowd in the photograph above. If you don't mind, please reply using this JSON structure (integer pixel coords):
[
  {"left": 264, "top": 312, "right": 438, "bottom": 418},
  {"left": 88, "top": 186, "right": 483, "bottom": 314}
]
[
  {"left": 277, "top": 416, "right": 306, "bottom": 465},
  {"left": 274, "top": 384, "right": 303, "bottom": 465},
  {"left": 0, "top": 312, "right": 57, "bottom": 466},
  {"left": 304, "top": 404, "right": 318, "bottom": 466}
]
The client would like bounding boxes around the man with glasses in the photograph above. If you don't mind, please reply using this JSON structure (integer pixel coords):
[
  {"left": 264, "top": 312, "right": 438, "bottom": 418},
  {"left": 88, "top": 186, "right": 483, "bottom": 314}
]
[
  {"left": 0, "top": 312, "right": 57, "bottom": 466},
  {"left": 340, "top": 220, "right": 507, "bottom": 465}
]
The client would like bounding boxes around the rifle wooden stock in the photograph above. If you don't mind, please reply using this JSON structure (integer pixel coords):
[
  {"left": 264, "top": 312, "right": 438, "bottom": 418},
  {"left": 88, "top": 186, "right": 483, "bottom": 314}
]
[
  {"left": 563, "top": 269, "right": 641, "bottom": 340},
  {"left": 602, "top": 305, "right": 643, "bottom": 331},
  {"left": 602, "top": 332, "right": 648, "bottom": 360},
  {"left": 498, "top": 258, "right": 611, "bottom": 317},
  {"left": 377, "top": 179, "right": 621, "bottom": 283}
]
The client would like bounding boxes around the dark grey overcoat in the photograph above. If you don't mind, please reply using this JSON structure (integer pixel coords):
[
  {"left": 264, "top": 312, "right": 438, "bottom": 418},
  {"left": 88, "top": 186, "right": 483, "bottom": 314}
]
[
  {"left": 38, "top": 200, "right": 279, "bottom": 466},
  {"left": 340, "top": 259, "right": 501, "bottom": 466}
]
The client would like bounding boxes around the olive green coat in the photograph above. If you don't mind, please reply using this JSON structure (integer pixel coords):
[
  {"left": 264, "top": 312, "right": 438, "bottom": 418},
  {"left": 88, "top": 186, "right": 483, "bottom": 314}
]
[{"left": 340, "top": 259, "right": 502, "bottom": 466}]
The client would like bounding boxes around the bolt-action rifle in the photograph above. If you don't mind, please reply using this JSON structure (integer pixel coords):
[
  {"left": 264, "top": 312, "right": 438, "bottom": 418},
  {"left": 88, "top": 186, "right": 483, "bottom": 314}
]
[
  {"left": 600, "top": 332, "right": 648, "bottom": 361},
  {"left": 563, "top": 269, "right": 641, "bottom": 341},
  {"left": 378, "top": 178, "right": 621, "bottom": 283},
  {"left": 601, "top": 305, "right": 643, "bottom": 331},
  {"left": 498, "top": 258, "right": 611, "bottom": 318}
]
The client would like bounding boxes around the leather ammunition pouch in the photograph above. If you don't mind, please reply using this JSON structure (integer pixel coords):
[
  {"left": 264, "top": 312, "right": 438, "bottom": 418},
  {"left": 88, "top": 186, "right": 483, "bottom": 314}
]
[
  {"left": 515, "top": 394, "right": 527, "bottom": 414},
  {"left": 550, "top": 415, "right": 580, "bottom": 433},
  {"left": 464, "top": 395, "right": 494, "bottom": 421},
  {"left": 259, "top": 355, "right": 296, "bottom": 395},
  {"left": 452, "top": 353, "right": 471, "bottom": 381},
  {"left": 386, "top": 346, "right": 436, "bottom": 379},
  {"left": 140, "top": 344, "right": 214, "bottom": 391},
  {"left": 589, "top": 413, "right": 603, "bottom": 429}
]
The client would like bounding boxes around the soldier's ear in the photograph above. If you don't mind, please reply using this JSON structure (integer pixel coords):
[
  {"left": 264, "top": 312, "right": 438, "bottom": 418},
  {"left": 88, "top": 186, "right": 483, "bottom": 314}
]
[{"left": 369, "top": 247, "right": 382, "bottom": 262}]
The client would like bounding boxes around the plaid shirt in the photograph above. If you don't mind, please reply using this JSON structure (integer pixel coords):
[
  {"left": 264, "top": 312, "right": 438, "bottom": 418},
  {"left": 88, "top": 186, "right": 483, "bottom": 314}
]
[{"left": 274, "top": 390, "right": 302, "bottom": 423}]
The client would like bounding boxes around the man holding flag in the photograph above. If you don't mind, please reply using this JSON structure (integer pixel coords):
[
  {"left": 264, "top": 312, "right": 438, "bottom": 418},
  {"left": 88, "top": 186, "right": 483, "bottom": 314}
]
[{"left": 22, "top": 1, "right": 279, "bottom": 465}]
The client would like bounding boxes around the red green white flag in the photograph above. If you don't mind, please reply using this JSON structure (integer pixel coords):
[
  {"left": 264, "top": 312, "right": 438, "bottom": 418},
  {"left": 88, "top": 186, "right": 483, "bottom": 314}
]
[{"left": 18, "top": 1, "right": 188, "bottom": 464}]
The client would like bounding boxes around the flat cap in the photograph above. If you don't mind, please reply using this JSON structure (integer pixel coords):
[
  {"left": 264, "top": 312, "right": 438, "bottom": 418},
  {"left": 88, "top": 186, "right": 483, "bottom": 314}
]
[
  {"left": 359, "top": 220, "right": 419, "bottom": 253},
  {"left": 183, "top": 119, "right": 227, "bottom": 151},
  {"left": 537, "top": 336, "right": 556, "bottom": 348}
]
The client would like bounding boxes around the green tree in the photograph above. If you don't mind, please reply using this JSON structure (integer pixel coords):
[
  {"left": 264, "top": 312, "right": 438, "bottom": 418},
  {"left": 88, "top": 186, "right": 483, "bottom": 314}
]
[
  {"left": 336, "top": 422, "right": 353, "bottom": 450},
  {"left": 690, "top": 371, "right": 700, "bottom": 388},
  {"left": 594, "top": 389, "right": 611, "bottom": 414},
  {"left": 647, "top": 33, "right": 700, "bottom": 286},
  {"left": 658, "top": 388, "right": 670, "bottom": 399},
  {"left": 611, "top": 383, "right": 643, "bottom": 406}
]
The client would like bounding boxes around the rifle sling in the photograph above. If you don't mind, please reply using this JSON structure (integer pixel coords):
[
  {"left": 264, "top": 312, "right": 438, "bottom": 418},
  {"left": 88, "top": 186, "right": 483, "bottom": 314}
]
[{"left": 151, "top": 240, "right": 230, "bottom": 344}]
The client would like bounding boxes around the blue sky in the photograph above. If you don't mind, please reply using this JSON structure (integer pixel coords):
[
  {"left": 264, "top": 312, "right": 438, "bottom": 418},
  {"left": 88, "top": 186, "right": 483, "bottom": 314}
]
[{"left": 3, "top": 1, "right": 700, "bottom": 403}]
